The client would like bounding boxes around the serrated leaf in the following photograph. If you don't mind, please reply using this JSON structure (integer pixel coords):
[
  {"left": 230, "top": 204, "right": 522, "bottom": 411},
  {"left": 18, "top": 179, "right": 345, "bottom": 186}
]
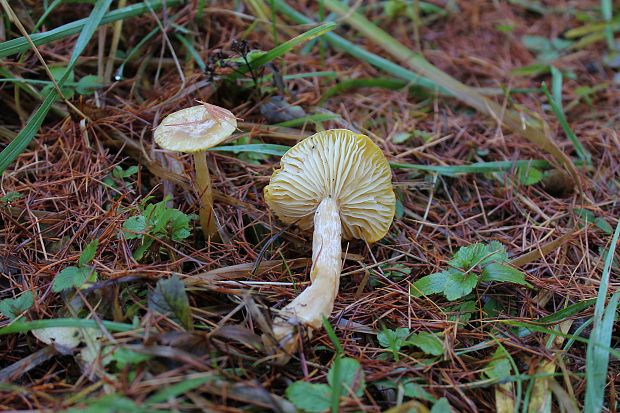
[
  {"left": 122, "top": 215, "right": 147, "bottom": 239},
  {"left": 327, "top": 357, "right": 366, "bottom": 397},
  {"left": 79, "top": 239, "right": 99, "bottom": 267},
  {"left": 0, "top": 291, "right": 34, "bottom": 319},
  {"left": 377, "top": 327, "right": 410, "bottom": 349},
  {"left": 444, "top": 272, "right": 478, "bottom": 301},
  {"left": 411, "top": 271, "right": 449, "bottom": 297},
  {"left": 480, "top": 263, "right": 529, "bottom": 286},
  {"left": 406, "top": 332, "right": 443, "bottom": 356},
  {"left": 449, "top": 243, "right": 487, "bottom": 269},
  {"left": 148, "top": 275, "right": 192, "bottom": 330},
  {"left": 481, "top": 241, "right": 509, "bottom": 265},
  {"left": 286, "top": 382, "right": 332, "bottom": 413},
  {"left": 446, "top": 300, "right": 477, "bottom": 323},
  {"left": 168, "top": 208, "right": 191, "bottom": 241},
  {"left": 52, "top": 266, "right": 96, "bottom": 292}
]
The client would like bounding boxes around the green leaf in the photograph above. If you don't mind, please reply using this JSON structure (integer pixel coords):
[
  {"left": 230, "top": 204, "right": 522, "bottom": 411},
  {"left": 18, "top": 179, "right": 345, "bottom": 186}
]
[
  {"left": 168, "top": 209, "right": 192, "bottom": 241},
  {"left": 480, "top": 263, "right": 529, "bottom": 286},
  {"left": 446, "top": 300, "right": 477, "bottom": 323},
  {"left": 431, "top": 397, "right": 453, "bottom": 413},
  {"left": 517, "top": 165, "right": 543, "bottom": 185},
  {"left": 52, "top": 266, "right": 96, "bottom": 292},
  {"left": 595, "top": 218, "right": 613, "bottom": 235},
  {"left": 444, "top": 272, "right": 478, "bottom": 301},
  {"left": 377, "top": 327, "right": 410, "bottom": 360},
  {"left": 449, "top": 243, "right": 488, "bottom": 269},
  {"left": 327, "top": 357, "right": 366, "bottom": 397},
  {"left": 406, "top": 332, "right": 444, "bottom": 356},
  {"left": 411, "top": 271, "right": 449, "bottom": 297},
  {"left": 0, "top": 291, "right": 34, "bottom": 319},
  {"left": 378, "top": 327, "right": 410, "bottom": 349},
  {"left": 286, "top": 382, "right": 332, "bottom": 413},
  {"left": 63, "top": 394, "right": 140, "bottom": 413},
  {"left": 208, "top": 144, "right": 290, "bottom": 157},
  {"left": 75, "top": 75, "right": 103, "bottom": 95},
  {"left": 109, "top": 347, "right": 151, "bottom": 369},
  {"left": 79, "top": 239, "right": 99, "bottom": 267},
  {"left": 521, "top": 35, "right": 553, "bottom": 52},
  {"left": 375, "top": 379, "right": 435, "bottom": 402},
  {"left": 122, "top": 215, "right": 147, "bottom": 239},
  {"left": 391, "top": 131, "right": 413, "bottom": 144},
  {"left": 483, "top": 348, "right": 512, "bottom": 381},
  {"left": 148, "top": 275, "right": 193, "bottom": 330}
]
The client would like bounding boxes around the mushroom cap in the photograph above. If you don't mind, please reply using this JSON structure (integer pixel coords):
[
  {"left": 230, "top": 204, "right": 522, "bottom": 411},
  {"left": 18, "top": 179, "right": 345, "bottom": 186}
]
[
  {"left": 154, "top": 104, "right": 237, "bottom": 153},
  {"left": 264, "top": 129, "right": 395, "bottom": 243}
]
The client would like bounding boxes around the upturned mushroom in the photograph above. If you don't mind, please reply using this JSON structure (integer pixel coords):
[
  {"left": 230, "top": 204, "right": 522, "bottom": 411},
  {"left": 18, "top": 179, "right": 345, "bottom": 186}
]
[
  {"left": 264, "top": 129, "right": 395, "bottom": 356},
  {"left": 154, "top": 103, "right": 236, "bottom": 240}
]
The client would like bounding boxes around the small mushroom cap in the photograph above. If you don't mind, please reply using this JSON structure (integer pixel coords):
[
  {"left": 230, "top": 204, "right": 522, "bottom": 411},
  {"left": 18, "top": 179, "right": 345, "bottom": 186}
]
[
  {"left": 154, "top": 104, "right": 237, "bottom": 153},
  {"left": 264, "top": 129, "right": 395, "bottom": 243}
]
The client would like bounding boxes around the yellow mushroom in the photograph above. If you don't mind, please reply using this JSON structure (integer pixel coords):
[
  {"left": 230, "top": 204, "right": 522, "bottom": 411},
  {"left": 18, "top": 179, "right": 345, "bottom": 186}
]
[
  {"left": 154, "top": 103, "right": 236, "bottom": 240},
  {"left": 264, "top": 129, "right": 395, "bottom": 359}
]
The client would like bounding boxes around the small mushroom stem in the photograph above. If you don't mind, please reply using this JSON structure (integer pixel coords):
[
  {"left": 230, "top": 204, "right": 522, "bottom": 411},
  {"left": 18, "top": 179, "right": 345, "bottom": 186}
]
[
  {"left": 270, "top": 197, "right": 342, "bottom": 356},
  {"left": 193, "top": 151, "right": 218, "bottom": 240}
]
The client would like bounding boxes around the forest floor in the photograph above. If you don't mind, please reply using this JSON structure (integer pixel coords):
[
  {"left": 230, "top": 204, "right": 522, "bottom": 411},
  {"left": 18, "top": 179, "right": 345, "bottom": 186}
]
[{"left": 0, "top": 1, "right": 619, "bottom": 412}]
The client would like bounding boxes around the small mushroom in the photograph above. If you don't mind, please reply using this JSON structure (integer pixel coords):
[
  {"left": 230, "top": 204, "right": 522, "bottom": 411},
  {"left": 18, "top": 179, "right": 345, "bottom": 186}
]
[
  {"left": 154, "top": 103, "right": 236, "bottom": 240},
  {"left": 264, "top": 129, "right": 395, "bottom": 358}
]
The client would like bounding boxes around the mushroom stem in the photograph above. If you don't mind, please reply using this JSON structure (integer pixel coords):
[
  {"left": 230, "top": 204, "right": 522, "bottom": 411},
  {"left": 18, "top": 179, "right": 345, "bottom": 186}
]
[
  {"left": 271, "top": 197, "right": 342, "bottom": 355},
  {"left": 193, "top": 152, "right": 218, "bottom": 240}
]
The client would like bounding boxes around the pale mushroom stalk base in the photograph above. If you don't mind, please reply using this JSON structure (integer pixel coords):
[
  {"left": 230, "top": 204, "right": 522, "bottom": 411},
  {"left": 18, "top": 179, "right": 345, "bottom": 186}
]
[
  {"left": 269, "top": 197, "right": 342, "bottom": 357},
  {"left": 193, "top": 152, "right": 219, "bottom": 240}
]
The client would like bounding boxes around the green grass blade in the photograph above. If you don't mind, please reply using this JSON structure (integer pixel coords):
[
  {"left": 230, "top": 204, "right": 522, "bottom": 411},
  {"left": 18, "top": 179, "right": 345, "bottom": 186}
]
[
  {"left": 208, "top": 144, "right": 290, "bottom": 156},
  {"left": 0, "top": 92, "right": 57, "bottom": 174},
  {"left": 0, "top": 0, "right": 181, "bottom": 59},
  {"left": 541, "top": 83, "right": 592, "bottom": 165},
  {"left": 318, "top": 0, "right": 580, "bottom": 186},
  {"left": 390, "top": 159, "right": 553, "bottom": 176},
  {"left": 0, "top": 0, "right": 113, "bottom": 174},
  {"left": 0, "top": 318, "right": 136, "bottom": 335},
  {"left": 275, "top": 113, "right": 338, "bottom": 127},
  {"left": 231, "top": 22, "right": 336, "bottom": 78},
  {"left": 271, "top": 0, "right": 445, "bottom": 93},
  {"left": 585, "top": 221, "right": 620, "bottom": 412},
  {"left": 175, "top": 33, "right": 206, "bottom": 72}
]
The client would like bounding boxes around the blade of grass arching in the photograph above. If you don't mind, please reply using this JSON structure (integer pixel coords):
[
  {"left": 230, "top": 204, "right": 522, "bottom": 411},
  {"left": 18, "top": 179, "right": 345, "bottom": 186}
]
[
  {"left": 276, "top": 113, "right": 338, "bottom": 127},
  {"left": 0, "top": 0, "right": 113, "bottom": 174},
  {"left": 114, "top": 26, "right": 160, "bottom": 80},
  {"left": 390, "top": 159, "right": 554, "bottom": 176},
  {"left": 231, "top": 23, "right": 337, "bottom": 79},
  {"left": 175, "top": 33, "right": 206, "bottom": 72},
  {"left": 550, "top": 66, "right": 563, "bottom": 112},
  {"left": 33, "top": 0, "right": 62, "bottom": 32},
  {"left": 585, "top": 222, "right": 620, "bottom": 413},
  {"left": 321, "top": 78, "right": 408, "bottom": 102},
  {"left": 271, "top": 0, "right": 446, "bottom": 93},
  {"left": 541, "top": 83, "right": 591, "bottom": 165},
  {"left": 601, "top": 0, "right": 614, "bottom": 50},
  {"left": 0, "top": 0, "right": 181, "bottom": 59},
  {"left": 320, "top": 0, "right": 581, "bottom": 188},
  {"left": 208, "top": 144, "right": 290, "bottom": 156},
  {"left": 0, "top": 318, "right": 135, "bottom": 335}
]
